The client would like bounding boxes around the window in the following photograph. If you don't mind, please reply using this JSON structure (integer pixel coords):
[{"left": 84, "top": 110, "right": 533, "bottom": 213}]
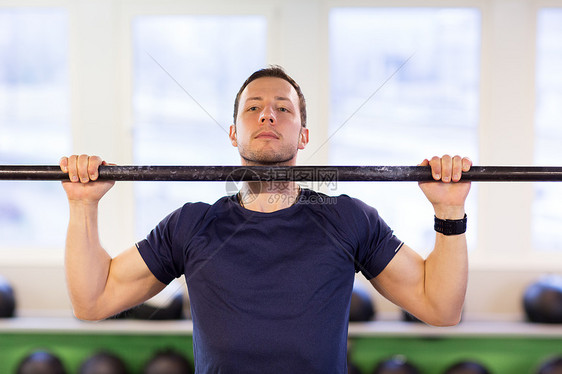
[
  {"left": 0, "top": 9, "right": 69, "bottom": 248},
  {"left": 328, "top": 8, "right": 481, "bottom": 255},
  {"left": 132, "top": 15, "right": 267, "bottom": 236},
  {"left": 533, "top": 8, "right": 562, "bottom": 251}
]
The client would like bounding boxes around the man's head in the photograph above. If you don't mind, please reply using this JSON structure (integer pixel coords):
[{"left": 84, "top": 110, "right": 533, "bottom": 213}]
[
  {"left": 229, "top": 66, "right": 309, "bottom": 166},
  {"left": 233, "top": 66, "right": 306, "bottom": 128}
]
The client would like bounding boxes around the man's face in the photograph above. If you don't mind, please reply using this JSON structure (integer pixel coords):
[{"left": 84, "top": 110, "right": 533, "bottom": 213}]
[{"left": 229, "top": 77, "right": 309, "bottom": 166}]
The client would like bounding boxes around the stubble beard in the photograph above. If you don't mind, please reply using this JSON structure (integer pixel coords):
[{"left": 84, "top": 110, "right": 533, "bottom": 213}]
[
  {"left": 235, "top": 126, "right": 304, "bottom": 166},
  {"left": 239, "top": 143, "right": 298, "bottom": 166}
]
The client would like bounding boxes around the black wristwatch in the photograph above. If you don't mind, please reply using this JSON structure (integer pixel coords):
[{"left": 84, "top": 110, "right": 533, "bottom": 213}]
[{"left": 434, "top": 214, "right": 467, "bottom": 236}]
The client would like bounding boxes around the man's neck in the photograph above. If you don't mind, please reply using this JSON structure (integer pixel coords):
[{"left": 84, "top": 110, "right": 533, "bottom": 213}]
[
  {"left": 238, "top": 181, "right": 301, "bottom": 213},
  {"left": 237, "top": 157, "right": 302, "bottom": 212}
]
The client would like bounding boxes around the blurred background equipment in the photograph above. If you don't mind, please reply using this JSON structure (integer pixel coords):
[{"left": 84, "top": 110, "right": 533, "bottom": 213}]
[
  {"left": 349, "top": 285, "right": 376, "bottom": 322},
  {"left": 536, "top": 355, "right": 562, "bottom": 374},
  {"left": 0, "top": 275, "right": 16, "bottom": 318},
  {"left": 523, "top": 275, "right": 562, "bottom": 323},
  {"left": 142, "top": 349, "right": 193, "bottom": 374},
  {"left": 16, "top": 350, "right": 67, "bottom": 374},
  {"left": 111, "top": 282, "right": 187, "bottom": 320},
  {"left": 372, "top": 356, "right": 420, "bottom": 374},
  {"left": 79, "top": 351, "right": 130, "bottom": 374},
  {"left": 443, "top": 360, "right": 491, "bottom": 374}
]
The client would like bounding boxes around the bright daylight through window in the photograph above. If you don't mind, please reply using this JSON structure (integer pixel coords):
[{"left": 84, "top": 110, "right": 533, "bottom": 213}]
[{"left": 329, "top": 8, "right": 481, "bottom": 255}]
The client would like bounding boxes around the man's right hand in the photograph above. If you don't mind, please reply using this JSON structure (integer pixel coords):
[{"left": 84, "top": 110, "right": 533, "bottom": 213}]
[
  {"left": 60, "top": 154, "right": 115, "bottom": 203},
  {"left": 60, "top": 154, "right": 164, "bottom": 321}
]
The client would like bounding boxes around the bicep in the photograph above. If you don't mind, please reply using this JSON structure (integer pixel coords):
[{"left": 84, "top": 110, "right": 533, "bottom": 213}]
[
  {"left": 101, "top": 245, "right": 166, "bottom": 317},
  {"left": 369, "top": 244, "right": 426, "bottom": 311}
]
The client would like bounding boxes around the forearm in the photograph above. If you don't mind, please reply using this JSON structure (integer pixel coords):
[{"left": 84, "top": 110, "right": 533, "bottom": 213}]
[
  {"left": 65, "top": 201, "right": 112, "bottom": 319},
  {"left": 423, "top": 208, "right": 468, "bottom": 325},
  {"left": 378, "top": 155, "right": 472, "bottom": 326}
]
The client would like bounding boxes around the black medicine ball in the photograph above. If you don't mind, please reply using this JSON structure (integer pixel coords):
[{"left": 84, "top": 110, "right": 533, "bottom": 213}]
[
  {"left": 402, "top": 310, "right": 422, "bottom": 323},
  {"left": 79, "top": 351, "right": 129, "bottom": 374},
  {"left": 443, "top": 360, "right": 491, "bottom": 374},
  {"left": 349, "top": 287, "right": 375, "bottom": 322},
  {"left": 142, "top": 349, "right": 193, "bottom": 374},
  {"left": 111, "top": 290, "right": 185, "bottom": 320},
  {"left": 523, "top": 275, "right": 562, "bottom": 323},
  {"left": 372, "top": 356, "right": 420, "bottom": 374},
  {"left": 0, "top": 275, "right": 16, "bottom": 318},
  {"left": 16, "top": 350, "right": 67, "bottom": 374},
  {"left": 537, "top": 356, "right": 562, "bottom": 374}
]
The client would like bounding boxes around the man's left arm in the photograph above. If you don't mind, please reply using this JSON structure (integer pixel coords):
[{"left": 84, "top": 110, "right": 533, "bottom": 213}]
[{"left": 370, "top": 155, "right": 472, "bottom": 326}]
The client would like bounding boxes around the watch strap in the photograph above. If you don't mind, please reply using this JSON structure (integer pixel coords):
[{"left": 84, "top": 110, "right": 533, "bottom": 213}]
[{"left": 434, "top": 214, "right": 467, "bottom": 236}]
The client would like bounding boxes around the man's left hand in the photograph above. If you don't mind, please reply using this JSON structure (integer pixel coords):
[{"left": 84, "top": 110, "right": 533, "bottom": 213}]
[{"left": 418, "top": 155, "right": 472, "bottom": 219}]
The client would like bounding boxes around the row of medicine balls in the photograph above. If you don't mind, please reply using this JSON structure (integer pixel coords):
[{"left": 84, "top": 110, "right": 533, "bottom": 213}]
[
  {"left": 0, "top": 275, "right": 188, "bottom": 320},
  {"left": 15, "top": 350, "right": 562, "bottom": 374},
  {"left": 16, "top": 348, "right": 192, "bottom": 374},
  {"left": 349, "top": 274, "right": 562, "bottom": 324},
  {"left": 1, "top": 274, "right": 562, "bottom": 322},
  {"left": 347, "top": 355, "right": 562, "bottom": 374}
]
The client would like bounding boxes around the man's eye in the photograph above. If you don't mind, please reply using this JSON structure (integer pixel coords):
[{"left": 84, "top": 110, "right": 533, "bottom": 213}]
[
  {"left": 278, "top": 107, "right": 288, "bottom": 112},
  {"left": 248, "top": 106, "right": 258, "bottom": 111}
]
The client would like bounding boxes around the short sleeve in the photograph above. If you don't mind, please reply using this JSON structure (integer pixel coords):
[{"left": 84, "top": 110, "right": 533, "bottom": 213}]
[
  {"left": 136, "top": 207, "right": 185, "bottom": 285},
  {"left": 345, "top": 197, "right": 403, "bottom": 279}
]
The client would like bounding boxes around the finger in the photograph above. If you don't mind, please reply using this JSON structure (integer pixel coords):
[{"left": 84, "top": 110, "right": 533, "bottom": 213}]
[
  {"left": 462, "top": 157, "right": 472, "bottom": 172},
  {"left": 440, "top": 154, "right": 453, "bottom": 182},
  {"left": 428, "top": 156, "right": 442, "bottom": 180},
  {"left": 59, "top": 157, "right": 69, "bottom": 173},
  {"left": 77, "top": 154, "right": 91, "bottom": 183},
  {"left": 88, "top": 155, "right": 103, "bottom": 181},
  {"left": 452, "top": 155, "right": 463, "bottom": 182},
  {"left": 418, "top": 159, "right": 429, "bottom": 167},
  {"left": 67, "top": 155, "right": 79, "bottom": 182}
]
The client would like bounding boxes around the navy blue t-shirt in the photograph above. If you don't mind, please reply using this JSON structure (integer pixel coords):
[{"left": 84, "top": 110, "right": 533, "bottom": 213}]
[{"left": 137, "top": 189, "right": 402, "bottom": 374}]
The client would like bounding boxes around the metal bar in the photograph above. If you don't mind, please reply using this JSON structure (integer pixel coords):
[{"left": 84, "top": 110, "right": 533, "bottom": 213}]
[{"left": 1, "top": 165, "right": 562, "bottom": 182}]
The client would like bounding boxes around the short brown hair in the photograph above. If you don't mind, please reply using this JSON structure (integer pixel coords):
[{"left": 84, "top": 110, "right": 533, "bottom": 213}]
[{"left": 233, "top": 65, "right": 307, "bottom": 128}]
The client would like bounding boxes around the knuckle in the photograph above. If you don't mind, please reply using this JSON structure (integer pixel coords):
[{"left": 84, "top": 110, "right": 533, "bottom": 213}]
[
  {"left": 59, "top": 157, "right": 68, "bottom": 171},
  {"left": 78, "top": 155, "right": 88, "bottom": 165}
]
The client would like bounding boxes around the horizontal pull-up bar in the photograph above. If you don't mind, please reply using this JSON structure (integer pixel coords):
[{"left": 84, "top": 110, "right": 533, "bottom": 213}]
[{"left": 1, "top": 165, "right": 562, "bottom": 182}]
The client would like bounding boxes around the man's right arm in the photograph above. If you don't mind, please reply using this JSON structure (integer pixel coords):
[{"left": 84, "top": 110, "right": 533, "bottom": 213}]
[{"left": 61, "top": 155, "right": 165, "bottom": 320}]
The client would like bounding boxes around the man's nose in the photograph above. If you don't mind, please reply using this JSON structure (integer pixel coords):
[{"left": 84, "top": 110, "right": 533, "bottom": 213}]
[{"left": 259, "top": 107, "right": 276, "bottom": 124}]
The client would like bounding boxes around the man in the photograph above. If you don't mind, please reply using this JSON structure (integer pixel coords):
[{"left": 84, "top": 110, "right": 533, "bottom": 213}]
[{"left": 60, "top": 66, "right": 472, "bottom": 373}]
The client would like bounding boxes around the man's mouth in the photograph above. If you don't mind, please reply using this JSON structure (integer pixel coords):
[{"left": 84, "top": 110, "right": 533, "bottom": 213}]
[{"left": 255, "top": 131, "right": 280, "bottom": 139}]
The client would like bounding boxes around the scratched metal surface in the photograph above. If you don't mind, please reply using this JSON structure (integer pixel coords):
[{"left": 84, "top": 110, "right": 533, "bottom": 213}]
[{"left": 1, "top": 165, "right": 562, "bottom": 181}]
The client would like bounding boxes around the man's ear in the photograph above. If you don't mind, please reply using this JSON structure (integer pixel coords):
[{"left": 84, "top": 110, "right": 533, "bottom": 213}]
[
  {"left": 298, "top": 127, "right": 309, "bottom": 150},
  {"left": 229, "top": 124, "right": 238, "bottom": 147}
]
